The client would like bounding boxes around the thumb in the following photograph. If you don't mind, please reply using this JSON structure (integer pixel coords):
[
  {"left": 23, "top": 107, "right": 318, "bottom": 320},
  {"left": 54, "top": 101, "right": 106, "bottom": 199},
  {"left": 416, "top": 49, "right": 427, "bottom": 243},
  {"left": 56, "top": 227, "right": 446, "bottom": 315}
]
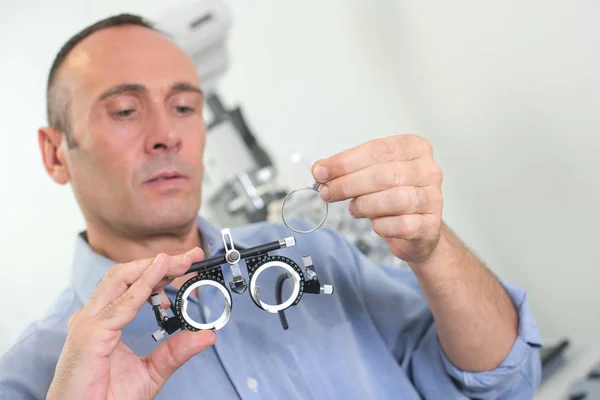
[{"left": 144, "top": 329, "right": 217, "bottom": 390}]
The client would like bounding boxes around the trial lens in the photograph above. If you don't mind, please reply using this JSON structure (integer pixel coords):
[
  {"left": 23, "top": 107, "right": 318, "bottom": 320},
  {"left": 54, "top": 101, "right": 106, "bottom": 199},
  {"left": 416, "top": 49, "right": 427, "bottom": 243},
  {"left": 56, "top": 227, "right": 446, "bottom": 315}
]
[{"left": 281, "top": 182, "right": 329, "bottom": 234}]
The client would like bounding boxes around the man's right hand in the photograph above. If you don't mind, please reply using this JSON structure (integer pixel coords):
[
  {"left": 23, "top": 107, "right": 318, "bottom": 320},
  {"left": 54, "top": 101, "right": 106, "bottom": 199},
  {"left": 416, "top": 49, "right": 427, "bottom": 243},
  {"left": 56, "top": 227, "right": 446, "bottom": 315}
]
[{"left": 46, "top": 247, "right": 215, "bottom": 400}]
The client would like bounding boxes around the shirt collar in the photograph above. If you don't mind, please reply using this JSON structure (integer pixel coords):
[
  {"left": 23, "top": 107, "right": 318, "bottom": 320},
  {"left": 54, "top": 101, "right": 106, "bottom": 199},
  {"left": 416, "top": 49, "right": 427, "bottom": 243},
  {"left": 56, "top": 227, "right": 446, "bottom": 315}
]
[{"left": 70, "top": 215, "right": 253, "bottom": 305}]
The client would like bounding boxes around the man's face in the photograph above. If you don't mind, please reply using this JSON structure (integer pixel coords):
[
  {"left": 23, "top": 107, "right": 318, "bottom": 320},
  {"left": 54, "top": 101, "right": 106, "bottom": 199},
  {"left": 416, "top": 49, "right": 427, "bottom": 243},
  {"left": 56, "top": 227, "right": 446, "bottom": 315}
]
[{"left": 55, "top": 26, "right": 206, "bottom": 236}]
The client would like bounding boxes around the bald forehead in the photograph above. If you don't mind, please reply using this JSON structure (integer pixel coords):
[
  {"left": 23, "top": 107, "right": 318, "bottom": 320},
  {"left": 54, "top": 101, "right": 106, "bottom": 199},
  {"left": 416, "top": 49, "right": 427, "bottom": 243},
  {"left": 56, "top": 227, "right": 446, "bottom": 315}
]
[{"left": 58, "top": 25, "right": 199, "bottom": 95}]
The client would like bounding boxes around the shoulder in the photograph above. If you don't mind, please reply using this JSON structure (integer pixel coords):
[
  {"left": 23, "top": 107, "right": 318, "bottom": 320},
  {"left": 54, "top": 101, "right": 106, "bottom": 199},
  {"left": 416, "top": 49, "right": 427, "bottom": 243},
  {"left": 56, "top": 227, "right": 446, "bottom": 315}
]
[
  {"left": 0, "top": 288, "right": 80, "bottom": 399},
  {"left": 238, "top": 219, "right": 423, "bottom": 291},
  {"left": 232, "top": 218, "right": 349, "bottom": 251},
  {"left": 232, "top": 219, "right": 358, "bottom": 272},
  {"left": 232, "top": 219, "right": 367, "bottom": 284}
]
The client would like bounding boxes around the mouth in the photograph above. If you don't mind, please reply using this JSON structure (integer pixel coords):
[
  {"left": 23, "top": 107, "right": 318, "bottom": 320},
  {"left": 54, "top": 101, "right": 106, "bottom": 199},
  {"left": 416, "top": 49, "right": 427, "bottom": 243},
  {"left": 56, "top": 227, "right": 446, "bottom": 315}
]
[{"left": 144, "top": 171, "right": 188, "bottom": 184}]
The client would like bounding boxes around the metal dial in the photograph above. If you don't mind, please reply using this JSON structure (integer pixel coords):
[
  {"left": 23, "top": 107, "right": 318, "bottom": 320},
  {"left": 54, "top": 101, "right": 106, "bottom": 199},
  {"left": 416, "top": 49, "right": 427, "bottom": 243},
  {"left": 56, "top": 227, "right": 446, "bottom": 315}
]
[
  {"left": 174, "top": 266, "right": 232, "bottom": 331},
  {"left": 246, "top": 255, "right": 305, "bottom": 312}
]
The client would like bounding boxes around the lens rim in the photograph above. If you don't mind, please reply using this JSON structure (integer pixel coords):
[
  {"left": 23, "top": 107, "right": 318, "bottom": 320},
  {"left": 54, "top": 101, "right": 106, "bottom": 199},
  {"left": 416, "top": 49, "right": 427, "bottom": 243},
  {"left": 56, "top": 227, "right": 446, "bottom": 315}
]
[
  {"left": 180, "top": 279, "right": 232, "bottom": 330},
  {"left": 281, "top": 184, "right": 329, "bottom": 234},
  {"left": 249, "top": 260, "right": 302, "bottom": 313}
]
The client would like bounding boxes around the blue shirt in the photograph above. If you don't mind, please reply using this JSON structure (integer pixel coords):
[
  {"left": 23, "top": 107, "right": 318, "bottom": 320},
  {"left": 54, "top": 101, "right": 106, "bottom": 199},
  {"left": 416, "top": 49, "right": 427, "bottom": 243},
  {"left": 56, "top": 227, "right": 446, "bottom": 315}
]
[{"left": 0, "top": 216, "right": 542, "bottom": 399}]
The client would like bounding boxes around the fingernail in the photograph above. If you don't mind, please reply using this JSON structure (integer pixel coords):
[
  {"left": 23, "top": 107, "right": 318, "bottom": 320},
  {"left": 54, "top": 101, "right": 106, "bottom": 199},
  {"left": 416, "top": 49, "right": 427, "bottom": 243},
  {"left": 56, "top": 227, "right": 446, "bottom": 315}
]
[
  {"left": 319, "top": 185, "right": 330, "bottom": 201},
  {"left": 348, "top": 202, "right": 355, "bottom": 216},
  {"left": 186, "top": 247, "right": 199, "bottom": 255},
  {"left": 183, "top": 247, "right": 197, "bottom": 262},
  {"left": 314, "top": 166, "right": 328, "bottom": 182}
]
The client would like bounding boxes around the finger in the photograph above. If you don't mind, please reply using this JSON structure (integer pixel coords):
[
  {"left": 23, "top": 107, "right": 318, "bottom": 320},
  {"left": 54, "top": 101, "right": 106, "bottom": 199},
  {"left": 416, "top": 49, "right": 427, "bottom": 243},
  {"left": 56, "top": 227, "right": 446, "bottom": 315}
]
[
  {"left": 320, "top": 159, "right": 432, "bottom": 202},
  {"left": 97, "top": 249, "right": 205, "bottom": 329},
  {"left": 144, "top": 330, "right": 217, "bottom": 393},
  {"left": 87, "top": 247, "right": 203, "bottom": 318},
  {"left": 89, "top": 248, "right": 203, "bottom": 316},
  {"left": 86, "top": 257, "right": 155, "bottom": 316},
  {"left": 312, "top": 135, "right": 429, "bottom": 183},
  {"left": 349, "top": 186, "right": 442, "bottom": 218},
  {"left": 159, "top": 289, "right": 171, "bottom": 310},
  {"left": 372, "top": 214, "right": 434, "bottom": 240}
]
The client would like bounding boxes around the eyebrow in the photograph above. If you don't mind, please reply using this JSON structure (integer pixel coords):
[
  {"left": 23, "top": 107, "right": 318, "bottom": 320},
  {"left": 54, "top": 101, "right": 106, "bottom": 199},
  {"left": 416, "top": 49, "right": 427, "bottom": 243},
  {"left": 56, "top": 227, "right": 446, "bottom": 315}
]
[
  {"left": 97, "top": 82, "right": 203, "bottom": 101},
  {"left": 98, "top": 83, "right": 146, "bottom": 101},
  {"left": 169, "top": 82, "right": 204, "bottom": 98}
]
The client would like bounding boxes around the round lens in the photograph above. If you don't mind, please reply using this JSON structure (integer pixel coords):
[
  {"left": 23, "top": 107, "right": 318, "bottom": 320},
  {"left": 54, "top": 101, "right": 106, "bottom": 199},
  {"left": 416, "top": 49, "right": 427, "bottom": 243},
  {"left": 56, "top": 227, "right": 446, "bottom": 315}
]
[
  {"left": 281, "top": 184, "right": 328, "bottom": 234},
  {"left": 177, "top": 278, "right": 232, "bottom": 331}
]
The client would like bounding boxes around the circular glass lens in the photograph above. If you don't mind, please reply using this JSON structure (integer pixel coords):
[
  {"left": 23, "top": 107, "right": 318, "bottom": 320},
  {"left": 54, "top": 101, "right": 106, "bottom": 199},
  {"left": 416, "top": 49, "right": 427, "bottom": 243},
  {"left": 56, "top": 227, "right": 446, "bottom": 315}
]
[{"left": 281, "top": 184, "right": 328, "bottom": 234}]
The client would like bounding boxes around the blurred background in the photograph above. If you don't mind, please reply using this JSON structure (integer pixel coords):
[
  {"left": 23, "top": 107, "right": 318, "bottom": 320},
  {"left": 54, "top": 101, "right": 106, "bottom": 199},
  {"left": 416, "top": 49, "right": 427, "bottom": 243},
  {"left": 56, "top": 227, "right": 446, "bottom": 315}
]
[{"left": 0, "top": 1, "right": 598, "bottom": 397}]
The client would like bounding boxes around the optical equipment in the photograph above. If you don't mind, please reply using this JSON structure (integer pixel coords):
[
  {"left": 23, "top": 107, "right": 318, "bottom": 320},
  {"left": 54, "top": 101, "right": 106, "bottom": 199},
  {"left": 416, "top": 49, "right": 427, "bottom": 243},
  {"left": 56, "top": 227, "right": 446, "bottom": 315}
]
[
  {"left": 149, "top": 228, "right": 334, "bottom": 341},
  {"left": 281, "top": 181, "right": 329, "bottom": 234}
]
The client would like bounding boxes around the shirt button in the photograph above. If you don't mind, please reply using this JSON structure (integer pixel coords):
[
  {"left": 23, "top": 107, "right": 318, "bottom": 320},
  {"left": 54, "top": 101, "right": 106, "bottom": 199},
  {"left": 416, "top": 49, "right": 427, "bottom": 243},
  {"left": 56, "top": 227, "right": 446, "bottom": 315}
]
[
  {"left": 247, "top": 377, "right": 258, "bottom": 392},
  {"left": 203, "top": 306, "right": 212, "bottom": 320}
]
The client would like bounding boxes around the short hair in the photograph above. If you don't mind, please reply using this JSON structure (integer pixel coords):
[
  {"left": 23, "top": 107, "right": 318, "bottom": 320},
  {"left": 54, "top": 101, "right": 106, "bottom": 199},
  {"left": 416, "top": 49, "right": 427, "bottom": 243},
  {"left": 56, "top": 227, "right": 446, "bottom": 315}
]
[{"left": 46, "top": 14, "right": 156, "bottom": 148}]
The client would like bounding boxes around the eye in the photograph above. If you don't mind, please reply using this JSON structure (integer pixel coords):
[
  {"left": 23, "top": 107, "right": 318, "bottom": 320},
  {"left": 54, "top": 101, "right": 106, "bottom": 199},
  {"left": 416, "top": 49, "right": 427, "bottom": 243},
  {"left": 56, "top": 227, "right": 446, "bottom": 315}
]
[
  {"left": 113, "top": 109, "right": 136, "bottom": 118},
  {"left": 174, "top": 106, "right": 195, "bottom": 115}
]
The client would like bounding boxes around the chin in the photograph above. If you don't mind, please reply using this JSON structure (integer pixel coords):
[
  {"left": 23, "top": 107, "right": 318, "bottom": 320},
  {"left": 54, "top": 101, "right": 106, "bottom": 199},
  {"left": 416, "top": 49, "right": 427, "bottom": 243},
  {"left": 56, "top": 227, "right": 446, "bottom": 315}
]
[{"left": 142, "top": 202, "right": 199, "bottom": 232}]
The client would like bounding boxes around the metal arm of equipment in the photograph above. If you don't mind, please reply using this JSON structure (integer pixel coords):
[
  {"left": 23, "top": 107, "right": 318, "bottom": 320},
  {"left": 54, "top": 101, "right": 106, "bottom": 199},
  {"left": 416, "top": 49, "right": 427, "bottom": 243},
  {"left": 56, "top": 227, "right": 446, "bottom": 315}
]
[{"left": 182, "top": 236, "right": 297, "bottom": 275}]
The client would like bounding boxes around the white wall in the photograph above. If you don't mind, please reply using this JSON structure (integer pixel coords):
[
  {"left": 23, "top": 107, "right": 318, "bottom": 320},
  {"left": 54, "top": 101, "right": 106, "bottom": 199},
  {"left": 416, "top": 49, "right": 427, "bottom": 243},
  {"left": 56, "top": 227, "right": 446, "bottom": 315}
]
[{"left": 1, "top": 0, "right": 598, "bottom": 357}]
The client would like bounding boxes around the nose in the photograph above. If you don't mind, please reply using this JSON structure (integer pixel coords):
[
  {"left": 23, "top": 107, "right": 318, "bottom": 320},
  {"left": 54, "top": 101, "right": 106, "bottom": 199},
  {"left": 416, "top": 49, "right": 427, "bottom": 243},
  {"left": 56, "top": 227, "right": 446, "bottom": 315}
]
[{"left": 144, "top": 108, "right": 181, "bottom": 154}]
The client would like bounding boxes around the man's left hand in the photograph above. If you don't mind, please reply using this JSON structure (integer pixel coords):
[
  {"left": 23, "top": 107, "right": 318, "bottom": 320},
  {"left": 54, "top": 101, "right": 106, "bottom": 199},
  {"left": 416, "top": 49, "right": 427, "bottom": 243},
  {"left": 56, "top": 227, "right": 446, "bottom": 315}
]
[{"left": 312, "top": 135, "right": 443, "bottom": 265}]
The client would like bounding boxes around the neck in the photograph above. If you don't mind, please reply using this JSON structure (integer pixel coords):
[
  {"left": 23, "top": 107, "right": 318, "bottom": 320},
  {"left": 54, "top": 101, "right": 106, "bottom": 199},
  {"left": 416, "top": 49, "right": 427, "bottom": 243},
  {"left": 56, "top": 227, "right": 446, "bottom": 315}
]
[{"left": 83, "top": 217, "right": 203, "bottom": 290}]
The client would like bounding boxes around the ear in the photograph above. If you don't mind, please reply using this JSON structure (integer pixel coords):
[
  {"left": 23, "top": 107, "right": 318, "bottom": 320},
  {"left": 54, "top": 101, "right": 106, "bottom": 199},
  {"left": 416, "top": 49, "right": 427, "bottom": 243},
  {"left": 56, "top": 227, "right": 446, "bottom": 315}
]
[{"left": 38, "top": 127, "right": 70, "bottom": 185}]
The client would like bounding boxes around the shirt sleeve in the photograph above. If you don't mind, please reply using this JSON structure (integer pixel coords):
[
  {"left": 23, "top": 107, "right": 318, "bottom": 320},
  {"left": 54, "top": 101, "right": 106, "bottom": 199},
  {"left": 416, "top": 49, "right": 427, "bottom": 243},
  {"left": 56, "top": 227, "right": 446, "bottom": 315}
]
[
  {"left": 0, "top": 324, "right": 65, "bottom": 400},
  {"left": 328, "top": 227, "right": 542, "bottom": 399},
  {"left": 0, "top": 380, "right": 38, "bottom": 400}
]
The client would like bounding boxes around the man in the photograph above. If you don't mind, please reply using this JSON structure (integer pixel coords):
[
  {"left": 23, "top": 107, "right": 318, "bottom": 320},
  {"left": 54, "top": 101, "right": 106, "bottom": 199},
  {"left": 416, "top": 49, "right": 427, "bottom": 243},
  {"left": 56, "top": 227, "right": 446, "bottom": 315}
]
[{"left": 0, "top": 13, "right": 541, "bottom": 399}]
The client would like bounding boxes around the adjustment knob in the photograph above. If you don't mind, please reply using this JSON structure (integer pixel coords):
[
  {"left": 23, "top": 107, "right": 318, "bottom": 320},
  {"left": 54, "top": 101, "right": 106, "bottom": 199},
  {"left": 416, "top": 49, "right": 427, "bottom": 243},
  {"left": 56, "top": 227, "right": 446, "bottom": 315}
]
[
  {"left": 152, "top": 329, "right": 166, "bottom": 342},
  {"left": 320, "top": 285, "right": 334, "bottom": 295}
]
